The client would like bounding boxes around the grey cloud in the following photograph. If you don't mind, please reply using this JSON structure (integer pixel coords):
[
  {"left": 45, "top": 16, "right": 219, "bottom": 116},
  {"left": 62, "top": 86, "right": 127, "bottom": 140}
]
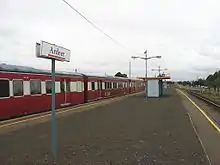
[
  {"left": 197, "top": 42, "right": 220, "bottom": 58},
  {"left": 192, "top": 66, "right": 219, "bottom": 74},
  {"left": 0, "top": 27, "right": 17, "bottom": 38},
  {"left": 1, "top": 0, "right": 220, "bottom": 81}
]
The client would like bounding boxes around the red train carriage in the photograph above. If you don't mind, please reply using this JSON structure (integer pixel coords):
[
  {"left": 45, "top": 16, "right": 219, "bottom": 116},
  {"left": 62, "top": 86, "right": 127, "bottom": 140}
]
[
  {"left": 85, "top": 75, "right": 131, "bottom": 102},
  {"left": 130, "top": 79, "right": 145, "bottom": 93},
  {"left": 0, "top": 64, "right": 145, "bottom": 120},
  {"left": 0, "top": 64, "right": 84, "bottom": 120}
]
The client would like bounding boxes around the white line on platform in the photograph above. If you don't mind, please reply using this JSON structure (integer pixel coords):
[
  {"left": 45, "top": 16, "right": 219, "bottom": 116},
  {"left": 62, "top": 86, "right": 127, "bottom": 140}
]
[{"left": 187, "top": 112, "right": 212, "bottom": 165}]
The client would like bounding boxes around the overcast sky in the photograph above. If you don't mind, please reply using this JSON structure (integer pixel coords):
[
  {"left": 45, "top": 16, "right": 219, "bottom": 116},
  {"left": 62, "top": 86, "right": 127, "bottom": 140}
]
[{"left": 0, "top": 0, "right": 220, "bottom": 80}]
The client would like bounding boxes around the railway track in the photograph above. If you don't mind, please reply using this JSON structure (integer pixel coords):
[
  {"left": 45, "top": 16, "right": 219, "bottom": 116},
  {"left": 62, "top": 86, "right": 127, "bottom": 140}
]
[
  {"left": 178, "top": 87, "right": 220, "bottom": 132},
  {"left": 187, "top": 90, "right": 220, "bottom": 109}
]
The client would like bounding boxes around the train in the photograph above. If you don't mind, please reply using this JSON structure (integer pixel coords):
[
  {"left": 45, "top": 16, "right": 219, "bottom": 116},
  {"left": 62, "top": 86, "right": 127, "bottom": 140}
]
[{"left": 0, "top": 63, "right": 145, "bottom": 120}]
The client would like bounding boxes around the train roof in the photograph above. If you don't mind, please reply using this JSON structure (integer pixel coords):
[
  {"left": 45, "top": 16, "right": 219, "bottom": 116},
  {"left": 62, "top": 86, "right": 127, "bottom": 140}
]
[
  {"left": 0, "top": 63, "right": 83, "bottom": 77},
  {"left": 81, "top": 73, "right": 143, "bottom": 81},
  {"left": 85, "top": 74, "right": 129, "bottom": 80},
  {"left": 0, "top": 63, "right": 143, "bottom": 81}
]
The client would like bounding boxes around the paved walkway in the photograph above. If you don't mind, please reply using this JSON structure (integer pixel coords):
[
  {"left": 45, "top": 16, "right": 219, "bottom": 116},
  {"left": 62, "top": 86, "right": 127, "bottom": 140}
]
[{"left": 0, "top": 89, "right": 209, "bottom": 165}]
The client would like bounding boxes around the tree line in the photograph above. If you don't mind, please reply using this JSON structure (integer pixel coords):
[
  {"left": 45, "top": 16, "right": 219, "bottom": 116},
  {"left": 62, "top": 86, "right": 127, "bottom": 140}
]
[
  {"left": 178, "top": 70, "right": 220, "bottom": 91},
  {"left": 114, "top": 72, "right": 128, "bottom": 78}
]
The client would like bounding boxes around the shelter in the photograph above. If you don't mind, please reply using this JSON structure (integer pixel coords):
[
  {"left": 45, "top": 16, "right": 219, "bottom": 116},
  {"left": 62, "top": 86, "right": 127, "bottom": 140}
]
[{"left": 137, "top": 76, "right": 171, "bottom": 97}]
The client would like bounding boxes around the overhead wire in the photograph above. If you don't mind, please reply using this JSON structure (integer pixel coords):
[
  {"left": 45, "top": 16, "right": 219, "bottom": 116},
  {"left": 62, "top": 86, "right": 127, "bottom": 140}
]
[{"left": 62, "top": 0, "right": 142, "bottom": 56}]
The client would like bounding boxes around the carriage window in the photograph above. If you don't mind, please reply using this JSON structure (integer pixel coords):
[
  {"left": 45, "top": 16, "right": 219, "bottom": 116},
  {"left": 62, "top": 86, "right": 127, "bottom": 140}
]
[
  {"left": 0, "top": 80, "right": 9, "bottom": 98},
  {"left": 30, "top": 80, "right": 41, "bottom": 95},
  {"left": 60, "top": 81, "right": 65, "bottom": 93},
  {"left": 46, "top": 81, "right": 52, "bottom": 94},
  {"left": 118, "top": 83, "right": 122, "bottom": 88},
  {"left": 66, "top": 81, "right": 70, "bottom": 92},
  {"left": 91, "top": 82, "right": 95, "bottom": 90},
  {"left": 13, "top": 80, "right": 23, "bottom": 96},
  {"left": 97, "top": 82, "right": 100, "bottom": 89},
  {"left": 97, "top": 81, "right": 102, "bottom": 90},
  {"left": 113, "top": 82, "right": 117, "bottom": 88}
]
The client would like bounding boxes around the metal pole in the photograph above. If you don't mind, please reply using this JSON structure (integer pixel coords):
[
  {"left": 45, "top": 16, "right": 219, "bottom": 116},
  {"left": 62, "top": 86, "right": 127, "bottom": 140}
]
[
  {"left": 129, "top": 60, "right": 131, "bottom": 78},
  {"left": 158, "top": 66, "right": 161, "bottom": 76},
  {"left": 51, "top": 59, "right": 57, "bottom": 158},
  {"left": 145, "top": 50, "right": 148, "bottom": 98}
]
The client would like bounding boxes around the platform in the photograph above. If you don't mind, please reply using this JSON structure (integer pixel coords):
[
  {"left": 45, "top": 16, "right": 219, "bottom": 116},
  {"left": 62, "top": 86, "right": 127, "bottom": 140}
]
[{"left": 0, "top": 89, "right": 211, "bottom": 164}]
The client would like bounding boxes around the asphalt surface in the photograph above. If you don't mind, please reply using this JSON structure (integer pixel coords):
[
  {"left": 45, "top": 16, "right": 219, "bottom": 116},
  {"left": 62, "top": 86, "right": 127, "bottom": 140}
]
[
  {"left": 0, "top": 89, "right": 209, "bottom": 165},
  {"left": 179, "top": 91, "right": 220, "bottom": 165}
]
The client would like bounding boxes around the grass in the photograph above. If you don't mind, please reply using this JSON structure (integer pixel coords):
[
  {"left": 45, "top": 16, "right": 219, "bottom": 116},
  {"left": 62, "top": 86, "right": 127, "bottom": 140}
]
[{"left": 199, "top": 90, "right": 220, "bottom": 100}]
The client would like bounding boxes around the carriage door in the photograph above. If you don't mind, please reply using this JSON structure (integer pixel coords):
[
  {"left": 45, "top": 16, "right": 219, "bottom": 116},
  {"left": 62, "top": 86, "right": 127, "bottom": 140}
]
[
  {"left": 98, "top": 80, "right": 102, "bottom": 98},
  {"left": 61, "top": 79, "right": 71, "bottom": 106},
  {"left": 129, "top": 80, "right": 131, "bottom": 93},
  {"left": 65, "top": 79, "right": 71, "bottom": 105}
]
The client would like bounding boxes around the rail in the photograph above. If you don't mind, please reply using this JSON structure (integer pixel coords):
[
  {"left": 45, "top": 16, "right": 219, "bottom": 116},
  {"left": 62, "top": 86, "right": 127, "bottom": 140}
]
[{"left": 187, "top": 90, "right": 220, "bottom": 109}]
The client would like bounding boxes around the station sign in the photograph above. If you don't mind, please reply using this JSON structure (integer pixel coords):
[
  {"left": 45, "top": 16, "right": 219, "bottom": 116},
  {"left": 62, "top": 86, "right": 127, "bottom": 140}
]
[
  {"left": 36, "top": 41, "right": 70, "bottom": 62},
  {"left": 35, "top": 40, "right": 71, "bottom": 157}
]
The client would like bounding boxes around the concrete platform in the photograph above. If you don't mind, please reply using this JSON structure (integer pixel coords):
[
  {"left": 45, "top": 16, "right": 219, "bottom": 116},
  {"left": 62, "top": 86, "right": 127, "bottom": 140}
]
[
  {"left": 178, "top": 89, "right": 220, "bottom": 165},
  {"left": 0, "top": 89, "right": 209, "bottom": 165}
]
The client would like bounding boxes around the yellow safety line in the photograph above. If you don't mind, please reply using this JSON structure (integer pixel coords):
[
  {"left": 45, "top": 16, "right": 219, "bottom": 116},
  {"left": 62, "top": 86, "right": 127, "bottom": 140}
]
[
  {"left": 0, "top": 92, "right": 141, "bottom": 129},
  {"left": 177, "top": 89, "right": 220, "bottom": 133}
]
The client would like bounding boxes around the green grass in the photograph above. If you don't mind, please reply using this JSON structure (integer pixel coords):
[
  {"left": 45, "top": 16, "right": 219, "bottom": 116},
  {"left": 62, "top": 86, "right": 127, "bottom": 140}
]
[{"left": 199, "top": 90, "right": 220, "bottom": 100}]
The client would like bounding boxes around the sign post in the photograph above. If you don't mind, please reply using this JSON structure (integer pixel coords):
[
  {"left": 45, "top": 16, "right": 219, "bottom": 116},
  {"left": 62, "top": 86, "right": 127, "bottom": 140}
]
[
  {"left": 51, "top": 59, "right": 56, "bottom": 158},
  {"left": 36, "top": 41, "right": 71, "bottom": 158}
]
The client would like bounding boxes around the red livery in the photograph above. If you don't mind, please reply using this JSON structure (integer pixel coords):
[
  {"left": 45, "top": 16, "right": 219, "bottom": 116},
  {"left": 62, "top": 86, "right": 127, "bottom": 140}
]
[{"left": 0, "top": 64, "right": 144, "bottom": 120}]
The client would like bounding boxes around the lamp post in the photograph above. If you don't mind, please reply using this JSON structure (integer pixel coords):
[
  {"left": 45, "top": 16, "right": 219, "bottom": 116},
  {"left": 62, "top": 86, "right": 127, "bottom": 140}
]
[
  {"left": 129, "top": 60, "right": 131, "bottom": 78},
  {"left": 144, "top": 50, "right": 148, "bottom": 93},
  {"left": 131, "top": 51, "right": 161, "bottom": 98},
  {"left": 151, "top": 66, "right": 168, "bottom": 77}
]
